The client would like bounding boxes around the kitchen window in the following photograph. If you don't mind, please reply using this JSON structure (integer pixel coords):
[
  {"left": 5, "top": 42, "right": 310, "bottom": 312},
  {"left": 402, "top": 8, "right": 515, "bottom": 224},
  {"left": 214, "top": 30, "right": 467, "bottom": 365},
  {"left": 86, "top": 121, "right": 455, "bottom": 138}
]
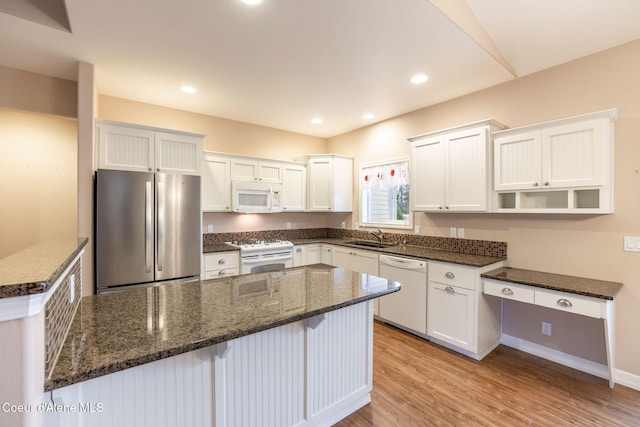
[{"left": 360, "top": 158, "right": 411, "bottom": 229}]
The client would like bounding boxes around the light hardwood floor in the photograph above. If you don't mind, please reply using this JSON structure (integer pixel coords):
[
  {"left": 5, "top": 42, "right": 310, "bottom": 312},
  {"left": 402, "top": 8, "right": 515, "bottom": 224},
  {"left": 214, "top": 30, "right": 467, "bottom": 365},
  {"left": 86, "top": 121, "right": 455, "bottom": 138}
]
[{"left": 335, "top": 321, "right": 640, "bottom": 426}]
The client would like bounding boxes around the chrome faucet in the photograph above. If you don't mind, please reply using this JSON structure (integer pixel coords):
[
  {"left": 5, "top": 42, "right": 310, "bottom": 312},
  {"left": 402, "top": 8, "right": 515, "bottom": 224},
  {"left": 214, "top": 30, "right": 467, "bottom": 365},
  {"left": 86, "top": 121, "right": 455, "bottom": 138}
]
[{"left": 368, "top": 229, "right": 384, "bottom": 243}]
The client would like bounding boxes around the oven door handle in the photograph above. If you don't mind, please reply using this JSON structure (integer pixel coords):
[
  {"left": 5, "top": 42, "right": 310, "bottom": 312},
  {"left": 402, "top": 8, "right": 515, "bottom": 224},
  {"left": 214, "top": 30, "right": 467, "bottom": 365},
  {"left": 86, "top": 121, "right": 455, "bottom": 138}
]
[{"left": 241, "top": 253, "right": 293, "bottom": 264}]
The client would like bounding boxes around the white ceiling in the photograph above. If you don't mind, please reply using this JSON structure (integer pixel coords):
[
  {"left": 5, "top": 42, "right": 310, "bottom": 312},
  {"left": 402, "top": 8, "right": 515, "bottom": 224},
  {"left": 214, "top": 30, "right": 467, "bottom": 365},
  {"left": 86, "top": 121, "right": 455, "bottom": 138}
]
[{"left": 1, "top": 0, "right": 639, "bottom": 138}]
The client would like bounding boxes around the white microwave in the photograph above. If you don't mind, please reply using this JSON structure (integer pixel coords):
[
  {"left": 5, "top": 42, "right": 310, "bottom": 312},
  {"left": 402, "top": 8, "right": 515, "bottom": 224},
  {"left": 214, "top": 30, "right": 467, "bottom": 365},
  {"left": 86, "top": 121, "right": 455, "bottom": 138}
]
[{"left": 231, "top": 181, "right": 283, "bottom": 213}]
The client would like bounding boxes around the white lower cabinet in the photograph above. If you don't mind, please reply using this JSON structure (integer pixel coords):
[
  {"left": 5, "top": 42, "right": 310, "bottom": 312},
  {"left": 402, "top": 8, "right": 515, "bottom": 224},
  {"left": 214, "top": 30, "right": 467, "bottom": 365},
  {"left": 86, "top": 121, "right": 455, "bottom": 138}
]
[
  {"left": 48, "top": 303, "right": 373, "bottom": 427},
  {"left": 293, "top": 244, "right": 332, "bottom": 266},
  {"left": 203, "top": 251, "right": 239, "bottom": 279},
  {"left": 427, "top": 260, "right": 503, "bottom": 360},
  {"left": 330, "top": 246, "right": 379, "bottom": 275}
]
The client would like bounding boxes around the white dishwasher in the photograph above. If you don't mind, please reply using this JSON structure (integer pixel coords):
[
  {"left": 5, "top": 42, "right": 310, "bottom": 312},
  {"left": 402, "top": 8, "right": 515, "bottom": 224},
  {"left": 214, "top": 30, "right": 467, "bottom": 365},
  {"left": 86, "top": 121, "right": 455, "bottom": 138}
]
[{"left": 378, "top": 254, "right": 428, "bottom": 338}]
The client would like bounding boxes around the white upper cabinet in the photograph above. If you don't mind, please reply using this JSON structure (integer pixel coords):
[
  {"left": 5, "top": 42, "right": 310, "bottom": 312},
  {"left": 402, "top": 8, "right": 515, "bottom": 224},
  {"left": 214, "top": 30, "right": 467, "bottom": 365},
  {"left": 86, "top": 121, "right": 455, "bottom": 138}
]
[
  {"left": 96, "top": 120, "right": 203, "bottom": 175},
  {"left": 409, "top": 120, "right": 504, "bottom": 212},
  {"left": 230, "top": 158, "right": 282, "bottom": 183},
  {"left": 282, "top": 163, "right": 306, "bottom": 211},
  {"left": 494, "top": 114, "right": 614, "bottom": 191},
  {"left": 493, "top": 109, "right": 618, "bottom": 213},
  {"left": 202, "top": 152, "right": 306, "bottom": 213},
  {"left": 302, "top": 155, "right": 353, "bottom": 212},
  {"left": 202, "top": 153, "right": 231, "bottom": 212}
]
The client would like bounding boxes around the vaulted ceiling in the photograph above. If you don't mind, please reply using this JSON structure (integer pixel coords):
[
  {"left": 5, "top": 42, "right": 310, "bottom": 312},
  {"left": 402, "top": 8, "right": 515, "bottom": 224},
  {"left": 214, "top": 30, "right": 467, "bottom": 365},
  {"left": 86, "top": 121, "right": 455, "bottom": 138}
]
[{"left": 1, "top": 0, "right": 639, "bottom": 137}]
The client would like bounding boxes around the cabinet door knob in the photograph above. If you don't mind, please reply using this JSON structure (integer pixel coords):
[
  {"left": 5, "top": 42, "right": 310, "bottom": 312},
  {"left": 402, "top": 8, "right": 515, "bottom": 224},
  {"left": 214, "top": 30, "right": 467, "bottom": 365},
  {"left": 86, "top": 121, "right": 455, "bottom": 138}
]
[
  {"left": 445, "top": 286, "right": 455, "bottom": 294},
  {"left": 445, "top": 272, "right": 455, "bottom": 279},
  {"left": 445, "top": 206, "right": 450, "bottom": 210},
  {"left": 544, "top": 182, "right": 550, "bottom": 186},
  {"left": 218, "top": 259, "right": 225, "bottom": 264},
  {"left": 557, "top": 298, "right": 573, "bottom": 308},
  {"left": 533, "top": 182, "right": 539, "bottom": 187},
  {"left": 438, "top": 206, "right": 443, "bottom": 210},
  {"left": 501, "top": 287, "right": 514, "bottom": 296}
]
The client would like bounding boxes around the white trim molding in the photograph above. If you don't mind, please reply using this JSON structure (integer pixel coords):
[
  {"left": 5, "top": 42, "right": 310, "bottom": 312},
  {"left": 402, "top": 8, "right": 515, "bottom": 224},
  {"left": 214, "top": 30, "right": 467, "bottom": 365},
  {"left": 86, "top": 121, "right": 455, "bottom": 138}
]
[{"left": 0, "top": 249, "right": 84, "bottom": 322}]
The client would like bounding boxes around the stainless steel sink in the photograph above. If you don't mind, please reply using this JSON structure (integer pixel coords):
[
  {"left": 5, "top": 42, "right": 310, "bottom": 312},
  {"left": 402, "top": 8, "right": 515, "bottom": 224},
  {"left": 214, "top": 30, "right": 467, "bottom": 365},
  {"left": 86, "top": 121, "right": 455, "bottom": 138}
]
[{"left": 345, "top": 240, "right": 397, "bottom": 249}]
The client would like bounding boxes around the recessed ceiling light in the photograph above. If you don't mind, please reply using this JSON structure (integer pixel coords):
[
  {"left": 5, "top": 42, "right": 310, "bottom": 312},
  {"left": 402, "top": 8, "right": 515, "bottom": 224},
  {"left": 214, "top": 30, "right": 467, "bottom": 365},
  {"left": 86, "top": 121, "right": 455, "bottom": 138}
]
[
  {"left": 311, "top": 118, "right": 323, "bottom": 124},
  {"left": 410, "top": 74, "right": 428, "bottom": 84},
  {"left": 180, "top": 86, "right": 197, "bottom": 94},
  {"left": 363, "top": 113, "right": 375, "bottom": 120},
  {"left": 240, "top": 0, "right": 262, "bottom": 5}
]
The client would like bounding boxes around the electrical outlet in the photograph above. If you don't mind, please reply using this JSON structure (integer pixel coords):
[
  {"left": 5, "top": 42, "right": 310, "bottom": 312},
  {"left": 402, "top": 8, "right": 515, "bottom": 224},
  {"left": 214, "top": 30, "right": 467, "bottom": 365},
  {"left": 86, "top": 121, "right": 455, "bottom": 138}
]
[
  {"left": 287, "top": 222, "right": 292, "bottom": 229},
  {"left": 457, "top": 228, "right": 465, "bottom": 238},
  {"left": 449, "top": 227, "right": 457, "bottom": 237},
  {"left": 414, "top": 226, "right": 421, "bottom": 235},
  {"left": 542, "top": 321, "right": 552, "bottom": 336},
  {"left": 207, "top": 224, "right": 214, "bottom": 233}
]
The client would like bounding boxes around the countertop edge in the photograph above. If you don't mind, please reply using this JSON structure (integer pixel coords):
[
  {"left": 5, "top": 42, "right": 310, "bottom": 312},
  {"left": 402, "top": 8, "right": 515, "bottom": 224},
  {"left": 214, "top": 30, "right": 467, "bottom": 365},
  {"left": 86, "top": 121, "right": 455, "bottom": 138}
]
[
  {"left": 44, "top": 284, "right": 398, "bottom": 391},
  {"left": 0, "top": 238, "right": 89, "bottom": 299},
  {"left": 481, "top": 267, "right": 623, "bottom": 300}
]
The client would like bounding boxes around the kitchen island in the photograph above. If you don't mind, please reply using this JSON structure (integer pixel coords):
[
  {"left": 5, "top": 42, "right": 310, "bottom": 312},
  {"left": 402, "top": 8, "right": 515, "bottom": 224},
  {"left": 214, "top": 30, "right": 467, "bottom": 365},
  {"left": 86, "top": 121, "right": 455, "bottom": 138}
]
[{"left": 45, "top": 264, "right": 400, "bottom": 427}]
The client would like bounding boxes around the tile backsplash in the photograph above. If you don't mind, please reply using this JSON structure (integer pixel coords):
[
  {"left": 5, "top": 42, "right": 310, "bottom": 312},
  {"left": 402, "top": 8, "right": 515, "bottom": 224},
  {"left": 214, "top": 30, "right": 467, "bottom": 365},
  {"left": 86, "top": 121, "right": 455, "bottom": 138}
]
[
  {"left": 203, "top": 228, "right": 506, "bottom": 258},
  {"left": 44, "top": 259, "right": 82, "bottom": 379}
]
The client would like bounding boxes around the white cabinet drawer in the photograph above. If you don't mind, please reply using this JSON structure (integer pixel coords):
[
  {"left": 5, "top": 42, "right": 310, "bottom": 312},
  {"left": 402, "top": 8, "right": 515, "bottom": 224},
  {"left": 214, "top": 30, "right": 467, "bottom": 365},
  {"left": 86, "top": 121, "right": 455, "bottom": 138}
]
[
  {"left": 534, "top": 288, "right": 605, "bottom": 318},
  {"left": 204, "top": 251, "right": 239, "bottom": 271},
  {"left": 428, "top": 261, "right": 476, "bottom": 291},
  {"left": 483, "top": 279, "right": 535, "bottom": 304},
  {"left": 204, "top": 268, "right": 239, "bottom": 280}
]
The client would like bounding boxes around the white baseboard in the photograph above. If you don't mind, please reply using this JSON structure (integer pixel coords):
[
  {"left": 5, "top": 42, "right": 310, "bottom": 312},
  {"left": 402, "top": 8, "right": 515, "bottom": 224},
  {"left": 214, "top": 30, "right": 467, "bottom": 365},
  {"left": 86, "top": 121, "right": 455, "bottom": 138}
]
[
  {"left": 614, "top": 368, "right": 640, "bottom": 391},
  {"left": 501, "top": 334, "right": 610, "bottom": 379},
  {"left": 501, "top": 334, "right": 640, "bottom": 391}
]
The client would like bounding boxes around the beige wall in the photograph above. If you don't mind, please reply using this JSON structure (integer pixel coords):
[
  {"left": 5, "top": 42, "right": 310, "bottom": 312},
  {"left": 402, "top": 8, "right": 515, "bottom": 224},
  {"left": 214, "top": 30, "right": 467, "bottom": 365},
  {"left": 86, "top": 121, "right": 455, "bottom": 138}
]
[
  {"left": 98, "top": 95, "right": 327, "bottom": 162},
  {"left": 0, "top": 65, "right": 77, "bottom": 118},
  {"left": 0, "top": 109, "right": 78, "bottom": 258},
  {"left": 328, "top": 39, "right": 640, "bottom": 375}
]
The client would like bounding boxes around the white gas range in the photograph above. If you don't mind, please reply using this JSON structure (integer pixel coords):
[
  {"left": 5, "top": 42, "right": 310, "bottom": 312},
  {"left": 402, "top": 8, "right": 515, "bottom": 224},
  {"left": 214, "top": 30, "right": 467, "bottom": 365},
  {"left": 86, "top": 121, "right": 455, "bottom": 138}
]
[{"left": 226, "top": 239, "right": 294, "bottom": 274}]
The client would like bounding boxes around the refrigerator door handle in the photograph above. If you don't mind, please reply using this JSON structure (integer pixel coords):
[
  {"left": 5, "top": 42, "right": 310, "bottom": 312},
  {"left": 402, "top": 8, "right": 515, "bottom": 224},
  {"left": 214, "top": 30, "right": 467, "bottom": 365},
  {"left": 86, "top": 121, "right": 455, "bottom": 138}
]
[
  {"left": 145, "top": 181, "right": 153, "bottom": 273},
  {"left": 156, "top": 180, "right": 164, "bottom": 272}
]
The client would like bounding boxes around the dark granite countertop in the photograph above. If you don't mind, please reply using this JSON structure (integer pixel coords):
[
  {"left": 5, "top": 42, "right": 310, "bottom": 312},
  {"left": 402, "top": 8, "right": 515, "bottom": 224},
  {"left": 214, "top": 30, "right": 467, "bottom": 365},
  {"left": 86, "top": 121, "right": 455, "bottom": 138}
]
[
  {"left": 202, "top": 242, "right": 239, "bottom": 253},
  {"left": 289, "top": 238, "right": 506, "bottom": 267},
  {"left": 481, "top": 267, "right": 623, "bottom": 300},
  {"left": 0, "top": 238, "right": 89, "bottom": 299},
  {"left": 46, "top": 264, "right": 400, "bottom": 391},
  {"left": 204, "top": 237, "right": 505, "bottom": 267}
]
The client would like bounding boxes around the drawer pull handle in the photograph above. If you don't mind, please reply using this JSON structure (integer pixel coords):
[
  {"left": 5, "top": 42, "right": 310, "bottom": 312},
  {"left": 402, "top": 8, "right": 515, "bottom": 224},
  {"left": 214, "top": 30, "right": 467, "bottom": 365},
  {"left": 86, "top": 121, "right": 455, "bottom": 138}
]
[
  {"left": 445, "top": 286, "right": 455, "bottom": 294},
  {"left": 445, "top": 272, "right": 455, "bottom": 279},
  {"left": 557, "top": 298, "right": 573, "bottom": 308},
  {"left": 218, "top": 270, "right": 227, "bottom": 276},
  {"left": 501, "top": 288, "right": 514, "bottom": 296},
  {"left": 218, "top": 259, "right": 226, "bottom": 264}
]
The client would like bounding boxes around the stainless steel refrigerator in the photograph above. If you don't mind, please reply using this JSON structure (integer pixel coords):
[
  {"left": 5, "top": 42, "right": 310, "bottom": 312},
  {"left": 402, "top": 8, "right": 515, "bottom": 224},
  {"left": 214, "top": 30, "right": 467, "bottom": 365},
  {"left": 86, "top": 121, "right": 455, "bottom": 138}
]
[{"left": 95, "top": 169, "right": 201, "bottom": 293}]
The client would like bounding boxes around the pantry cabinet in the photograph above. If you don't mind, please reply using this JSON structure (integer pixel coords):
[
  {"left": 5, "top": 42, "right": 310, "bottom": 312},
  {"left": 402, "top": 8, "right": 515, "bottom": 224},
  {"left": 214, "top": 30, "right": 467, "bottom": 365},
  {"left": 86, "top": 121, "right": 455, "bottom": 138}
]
[
  {"left": 409, "top": 120, "right": 504, "bottom": 212},
  {"left": 96, "top": 120, "right": 203, "bottom": 175},
  {"left": 427, "top": 260, "right": 503, "bottom": 360},
  {"left": 202, "top": 154, "right": 231, "bottom": 212},
  {"left": 493, "top": 109, "right": 618, "bottom": 213}
]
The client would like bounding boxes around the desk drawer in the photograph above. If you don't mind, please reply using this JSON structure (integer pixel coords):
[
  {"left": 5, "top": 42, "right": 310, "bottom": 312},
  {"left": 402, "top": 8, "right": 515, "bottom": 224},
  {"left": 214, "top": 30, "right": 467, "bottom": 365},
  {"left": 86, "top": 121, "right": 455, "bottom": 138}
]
[
  {"left": 483, "top": 279, "right": 535, "bottom": 304},
  {"left": 534, "top": 288, "right": 605, "bottom": 318},
  {"left": 428, "top": 262, "right": 476, "bottom": 291}
]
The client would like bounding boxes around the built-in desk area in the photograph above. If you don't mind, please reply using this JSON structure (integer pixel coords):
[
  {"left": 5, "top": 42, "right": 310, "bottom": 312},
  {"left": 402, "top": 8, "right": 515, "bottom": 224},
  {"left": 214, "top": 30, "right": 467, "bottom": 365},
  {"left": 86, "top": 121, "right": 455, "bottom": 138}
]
[{"left": 482, "top": 267, "right": 622, "bottom": 387}]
